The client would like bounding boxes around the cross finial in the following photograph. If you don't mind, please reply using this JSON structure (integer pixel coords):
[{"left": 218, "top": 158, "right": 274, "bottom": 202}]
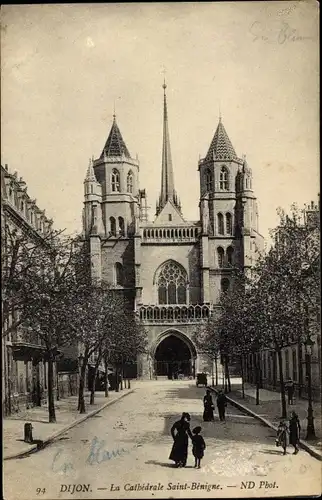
[
  {"left": 113, "top": 99, "right": 116, "bottom": 120},
  {"left": 219, "top": 101, "right": 222, "bottom": 122},
  {"left": 162, "top": 67, "right": 167, "bottom": 92}
]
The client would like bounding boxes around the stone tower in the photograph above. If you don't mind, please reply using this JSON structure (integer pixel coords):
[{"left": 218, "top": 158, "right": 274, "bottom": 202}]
[
  {"left": 198, "top": 117, "right": 263, "bottom": 304},
  {"left": 83, "top": 115, "right": 143, "bottom": 303}
]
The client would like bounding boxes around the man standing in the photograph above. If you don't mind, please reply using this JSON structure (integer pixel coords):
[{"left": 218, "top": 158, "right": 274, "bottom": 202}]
[{"left": 216, "top": 390, "right": 227, "bottom": 422}]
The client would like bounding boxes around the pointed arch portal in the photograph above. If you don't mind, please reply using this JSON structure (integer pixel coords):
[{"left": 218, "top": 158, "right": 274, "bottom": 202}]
[{"left": 153, "top": 331, "right": 196, "bottom": 379}]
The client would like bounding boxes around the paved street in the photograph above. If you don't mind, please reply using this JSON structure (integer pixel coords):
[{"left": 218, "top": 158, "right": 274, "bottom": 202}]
[{"left": 4, "top": 381, "right": 321, "bottom": 499}]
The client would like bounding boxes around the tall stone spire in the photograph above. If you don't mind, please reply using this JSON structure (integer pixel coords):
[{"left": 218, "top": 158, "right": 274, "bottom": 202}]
[{"left": 156, "top": 80, "right": 181, "bottom": 215}]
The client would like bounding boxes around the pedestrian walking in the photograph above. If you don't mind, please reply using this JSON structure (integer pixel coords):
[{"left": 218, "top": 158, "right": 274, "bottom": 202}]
[
  {"left": 169, "top": 412, "right": 193, "bottom": 467},
  {"left": 203, "top": 389, "right": 215, "bottom": 421},
  {"left": 216, "top": 390, "right": 227, "bottom": 422},
  {"left": 289, "top": 411, "right": 301, "bottom": 454},
  {"left": 276, "top": 420, "right": 288, "bottom": 455},
  {"left": 192, "top": 426, "right": 206, "bottom": 469},
  {"left": 285, "top": 379, "right": 295, "bottom": 405}
]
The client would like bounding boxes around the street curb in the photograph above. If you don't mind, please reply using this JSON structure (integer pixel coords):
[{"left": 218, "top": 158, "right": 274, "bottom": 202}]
[
  {"left": 4, "top": 389, "right": 135, "bottom": 461},
  {"left": 208, "top": 386, "right": 322, "bottom": 462}
]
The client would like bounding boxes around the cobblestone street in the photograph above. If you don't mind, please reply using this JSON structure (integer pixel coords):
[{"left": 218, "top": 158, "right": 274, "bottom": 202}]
[{"left": 4, "top": 380, "right": 321, "bottom": 499}]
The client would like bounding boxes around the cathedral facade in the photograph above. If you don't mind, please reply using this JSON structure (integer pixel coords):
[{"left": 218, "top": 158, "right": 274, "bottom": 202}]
[{"left": 82, "top": 83, "right": 264, "bottom": 379}]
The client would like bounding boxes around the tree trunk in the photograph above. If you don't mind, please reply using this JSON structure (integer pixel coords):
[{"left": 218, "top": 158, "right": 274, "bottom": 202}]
[
  {"left": 56, "top": 370, "right": 59, "bottom": 401},
  {"left": 298, "top": 342, "right": 303, "bottom": 398},
  {"left": 240, "top": 355, "right": 245, "bottom": 399},
  {"left": 253, "top": 353, "right": 260, "bottom": 405},
  {"left": 78, "top": 363, "right": 87, "bottom": 414},
  {"left": 120, "top": 356, "right": 124, "bottom": 390},
  {"left": 90, "top": 359, "right": 100, "bottom": 405},
  {"left": 215, "top": 355, "right": 218, "bottom": 386},
  {"left": 104, "top": 355, "right": 109, "bottom": 397},
  {"left": 224, "top": 355, "right": 231, "bottom": 393},
  {"left": 277, "top": 347, "right": 287, "bottom": 419},
  {"left": 115, "top": 368, "right": 119, "bottom": 392},
  {"left": 47, "top": 354, "right": 56, "bottom": 423}
]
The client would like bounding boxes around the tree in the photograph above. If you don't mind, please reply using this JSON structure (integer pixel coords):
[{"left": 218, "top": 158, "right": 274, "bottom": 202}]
[
  {"left": 192, "top": 314, "right": 221, "bottom": 386},
  {"left": 12, "top": 234, "right": 86, "bottom": 422},
  {"left": 68, "top": 285, "right": 122, "bottom": 412},
  {"left": 1, "top": 221, "right": 63, "bottom": 339},
  {"left": 106, "top": 306, "right": 148, "bottom": 393},
  {"left": 242, "top": 202, "right": 320, "bottom": 417},
  {"left": 69, "top": 284, "right": 147, "bottom": 412}
]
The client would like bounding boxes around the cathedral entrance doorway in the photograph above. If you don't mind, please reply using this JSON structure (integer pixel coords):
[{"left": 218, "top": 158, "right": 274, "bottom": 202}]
[{"left": 154, "top": 334, "right": 195, "bottom": 379}]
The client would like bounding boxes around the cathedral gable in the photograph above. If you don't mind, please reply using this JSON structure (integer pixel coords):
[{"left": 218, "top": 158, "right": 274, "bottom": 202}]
[{"left": 153, "top": 199, "right": 187, "bottom": 226}]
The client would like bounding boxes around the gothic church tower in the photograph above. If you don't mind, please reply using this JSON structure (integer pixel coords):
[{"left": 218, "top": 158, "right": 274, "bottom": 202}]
[
  {"left": 198, "top": 117, "right": 263, "bottom": 303},
  {"left": 83, "top": 114, "right": 145, "bottom": 303}
]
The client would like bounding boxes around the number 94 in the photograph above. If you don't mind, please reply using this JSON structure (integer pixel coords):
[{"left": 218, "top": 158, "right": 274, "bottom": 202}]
[{"left": 36, "top": 488, "right": 46, "bottom": 495}]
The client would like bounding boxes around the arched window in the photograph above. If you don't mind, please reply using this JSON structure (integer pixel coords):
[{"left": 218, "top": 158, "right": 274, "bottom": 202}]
[
  {"left": 115, "top": 263, "right": 123, "bottom": 286},
  {"left": 111, "top": 169, "right": 120, "bottom": 192},
  {"left": 219, "top": 166, "right": 229, "bottom": 190},
  {"left": 205, "top": 168, "right": 213, "bottom": 192},
  {"left": 118, "top": 216, "right": 125, "bottom": 236},
  {"left": 157, "top": 261, "right": 188, "bottom": 305},
  {"left": 217, "top": 247, "right": 224, "bottom": 268},
  {"left": 110, "top": 216, "right": 116, "bottom": 236},
  {"left": 20, "top": 200, "right": 24, "bottom": 212},
  {"left": 221, "top": 278, "right": 230, "bottom": 293},
  {"left": 227, "top": 246, "right": 234, "bottom": 266},
  {"left": 226, "top": 213, "right": 232, "bottom": 235},
  {"left": 217, "top": 213, "right": 224, "bottom": 235},
  {"left": 127, "top": 171, "right": 133, "bottom": 193}
]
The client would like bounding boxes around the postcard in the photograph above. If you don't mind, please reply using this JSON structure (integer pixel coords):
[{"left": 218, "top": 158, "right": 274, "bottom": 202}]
[{"left": 2, "top": 2, "right": 320, "bottom": 499}]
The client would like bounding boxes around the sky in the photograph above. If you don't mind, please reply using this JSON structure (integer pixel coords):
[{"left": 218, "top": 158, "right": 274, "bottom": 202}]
[{"left": 1, "top": 2, "right": 319, "bottom": 242}]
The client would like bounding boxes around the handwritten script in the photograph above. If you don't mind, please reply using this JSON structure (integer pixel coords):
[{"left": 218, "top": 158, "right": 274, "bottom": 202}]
[
  {"left": 86, "top": 437, "right": 129, "bottom": 465},
  {"left": 249, "top": 21, "right": 314, "bottom": 44},
  {"left": 51, "top": 437, "right": 131, "bottom": 474}
]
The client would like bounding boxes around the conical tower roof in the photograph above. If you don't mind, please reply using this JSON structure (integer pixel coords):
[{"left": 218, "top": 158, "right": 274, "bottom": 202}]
[
  {"left": 84, "top": 158, "right": 96, "bottom": 182},
  {"left": 100, "top": 116, "right": 131, "bottom": 159},
  {"left": 205, "top": 118, "right": 237, "bottom": 161}
]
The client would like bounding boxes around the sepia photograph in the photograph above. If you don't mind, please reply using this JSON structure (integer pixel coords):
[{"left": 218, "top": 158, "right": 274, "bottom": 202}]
[{"left": 1, "top": 2, "right": 320, "bottom": 499}]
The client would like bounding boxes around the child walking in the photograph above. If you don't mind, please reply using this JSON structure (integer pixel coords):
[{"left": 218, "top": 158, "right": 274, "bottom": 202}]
[
  {"left": 192, "top": 426, "right": 206, "bottom": 468},
  {"left": 276, "top": 420, "right": 288, "bottom": 455}
]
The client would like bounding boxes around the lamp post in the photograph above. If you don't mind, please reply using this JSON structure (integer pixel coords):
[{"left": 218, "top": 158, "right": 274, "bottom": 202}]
[{"left": 304, "top": 334, "right": 315, "bottom": 440}]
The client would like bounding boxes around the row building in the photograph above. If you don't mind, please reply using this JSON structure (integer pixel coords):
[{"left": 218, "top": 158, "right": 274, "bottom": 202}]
[{"left": 1, "top": 164, "right": 58, "bottom": 414}]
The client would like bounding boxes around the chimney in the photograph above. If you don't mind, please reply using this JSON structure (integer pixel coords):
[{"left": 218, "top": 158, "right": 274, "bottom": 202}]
[{"left": 5, "top": 164, "right": 8, "bottom": 171}]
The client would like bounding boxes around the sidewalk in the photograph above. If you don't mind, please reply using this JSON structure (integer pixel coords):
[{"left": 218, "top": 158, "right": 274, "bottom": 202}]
[
  {"left": 3, "top": 388, "right": 133, "bottom": 460},
  {"left": 210, "top": 381, "right": 321, "bottom": 460}
]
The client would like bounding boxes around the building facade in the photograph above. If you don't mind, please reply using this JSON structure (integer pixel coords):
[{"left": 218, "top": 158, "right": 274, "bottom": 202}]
[
  {"left": 82, "top": 83, "right": 264, "bottom": 379},
  {"left": 1, "top": 164, "right": 57, "bottom": 414}
]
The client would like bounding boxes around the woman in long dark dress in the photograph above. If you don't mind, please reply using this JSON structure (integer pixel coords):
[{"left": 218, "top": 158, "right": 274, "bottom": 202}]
[
  {"left": 169, "top": 412, "right": 193, "bottom": 467},
  {"left": 289, "top": 411, "right": 301, "bottom": 454},
  {"left": 203, "top": 390, "right": 215, "bottom": 421}
]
